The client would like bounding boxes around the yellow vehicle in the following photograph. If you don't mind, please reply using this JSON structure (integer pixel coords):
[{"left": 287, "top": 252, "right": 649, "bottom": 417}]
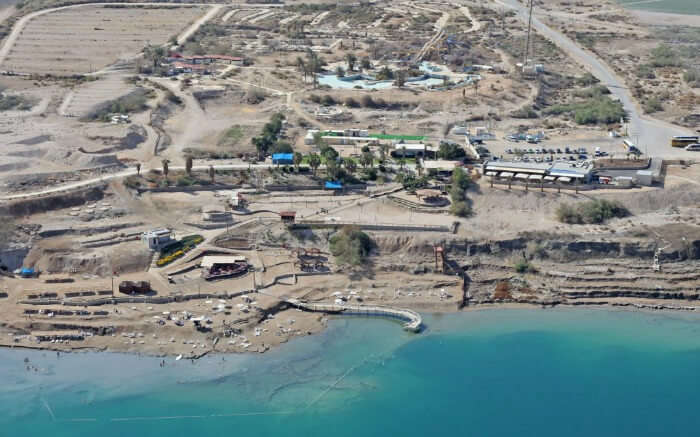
[{"left": 671, "top": 136, "right": 699, "bottom": 148}]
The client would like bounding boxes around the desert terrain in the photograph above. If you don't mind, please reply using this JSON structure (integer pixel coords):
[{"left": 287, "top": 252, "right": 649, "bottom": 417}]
[{"left": 0, "top": 0, "right": 699, "bottom": 357}]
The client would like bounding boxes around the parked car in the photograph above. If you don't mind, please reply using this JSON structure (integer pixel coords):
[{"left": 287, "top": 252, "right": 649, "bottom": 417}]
[
  {"left": 568, "top": 156, "right": 576, "bottom": 161},
  {"left": 556, "top": 148, "right": 562, "bottom": 154},
  {"left": 565, "top": 147, "right": 572, "bottom": 154},
  {"left": 505, "top": 148, "right": 513, "bottom": 154},
  {"left": 578, "top": 154, "right": 588, "bottom": 160}
]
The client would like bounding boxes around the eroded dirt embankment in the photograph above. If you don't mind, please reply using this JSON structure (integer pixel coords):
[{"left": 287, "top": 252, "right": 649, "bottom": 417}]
[{"left": 0, "top": 185, "right": 105, "bottom": 217}]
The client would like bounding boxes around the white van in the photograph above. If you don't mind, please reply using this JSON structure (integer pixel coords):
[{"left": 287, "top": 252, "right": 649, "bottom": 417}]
[{"left": 685, "top": 144, "right": 700, "bottom": 151}]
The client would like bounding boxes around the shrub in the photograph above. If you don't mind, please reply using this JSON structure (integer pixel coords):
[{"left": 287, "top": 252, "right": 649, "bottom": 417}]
[
  {"left": 575, "top": 72, "right": 599, "bottom": 86},
  {"left": 643, "top": 97, "right": 663, "bottom": 114},
  {"left": 450, "top": 201, "right": 471, "bottom": 217},
  {"left": 345, "top": 97, "right": 360, "bottom": 107},
  {"left": 545, "top": 95, "right": 626, "bottom": 125},
  {"left": 556, "top": 199, "right": 630, "bottom": 224},
  {"left": 635, "top": 64, "right": 656, "bottom": 79},
  {"left": 514, "top": 259, "right": 536, "bottom": 274},
  {"left": 683, "top": 69, "right": 700, "bottom": 87},
  {"left": 329, "top": 226, "right": 373, "bottom": 265},
  {"left": 0, "top": 93, "right": 35, "bottom": 111},
  {"left": 649, "top": 44, "right": 681, "bottom": 68},
  {"left": 511, "top": 106, "right": 538, "bottom": 119},
  {"left": 83, "top": 88, "right": 150, "bottom": 121}
]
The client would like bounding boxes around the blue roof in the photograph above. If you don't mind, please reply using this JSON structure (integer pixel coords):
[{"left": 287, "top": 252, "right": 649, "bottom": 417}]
[
  {"left": 272, "top": 153, "right": 293, "bottom": 161},
  {"left": 325, "top": 181, "right": 343, "bottom": 189},
  {"left": 20, "top": 267, "right": 34, "bottom": 274}
]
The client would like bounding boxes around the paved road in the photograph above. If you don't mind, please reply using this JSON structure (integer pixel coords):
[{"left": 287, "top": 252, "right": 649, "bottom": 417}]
[{"left": 495, "top": 0, "right": 695, "bottom": 158}]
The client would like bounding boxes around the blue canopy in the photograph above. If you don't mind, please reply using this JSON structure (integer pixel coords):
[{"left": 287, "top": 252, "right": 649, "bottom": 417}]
[
  {"left": 325, "top": 181, "right": 343, "bottom": 190},
  {"left": 272, "top": 153, "right": 293, "bottom": 163}
]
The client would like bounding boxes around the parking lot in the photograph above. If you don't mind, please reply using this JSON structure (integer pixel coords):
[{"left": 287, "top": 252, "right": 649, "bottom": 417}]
[{"left": 472, "top": 131, "right": 633, "bottom": 164}]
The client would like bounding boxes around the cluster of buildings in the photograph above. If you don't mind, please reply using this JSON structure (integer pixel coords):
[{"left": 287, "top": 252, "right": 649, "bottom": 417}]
[
  {"left": 482, "top": 160, "right": 658, "bottom": 187},
  {"left": 163, "top": 53, "right": 243, "bottom": 75}
]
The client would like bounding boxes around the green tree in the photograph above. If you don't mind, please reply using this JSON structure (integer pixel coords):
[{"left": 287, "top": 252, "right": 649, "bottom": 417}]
[
  {"left": 360, "top": 56, "right": 371, "bottom": 70},
  {"left": 135, "top": 162, "right": 141, "bottom": 175},
  {"left": 378, "top": 143, "right": 389, "bottom": 163},
  {"left": 336, "top": 65, "right": 345, "bottom": 77},
  {"left": 209, "top": 165, "right": 215, "bottom": 183},
  {"left": 346, "top": 53, "right": 357, "bottom": 72},
  {"left": 308, "top": 152, "right": 321, "bottom": 175},
  {"left": 360, "top": 150, "right": 374, "bottom": 168},
  {"left": 437, "top": 142, "right": 466, "bottom": 160},
  {"left": 320, "top": 145, "right": 339, "bottom": 163},
  {"left": 329, "top": 226, "right": 373, "bottom": 265},
  {"left": 161, "top": 159, "right": 169, "bottom": 181},
  {"left": 293, "top": 152, "right": 303, "bottom": 172},
  {"left": 395, "top": 69, "right": 406, "bottom": 87},
  {"left": 344, "top": 158, "right": 357, "bottom": 174}
]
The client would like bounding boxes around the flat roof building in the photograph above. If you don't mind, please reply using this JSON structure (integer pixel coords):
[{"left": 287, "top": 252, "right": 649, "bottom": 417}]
[
  {"left": 141, "top": 229, "right": 173, "bottom": 250},
  {"left": 483, "top": 160, "right": 592, "bottom": 183}
]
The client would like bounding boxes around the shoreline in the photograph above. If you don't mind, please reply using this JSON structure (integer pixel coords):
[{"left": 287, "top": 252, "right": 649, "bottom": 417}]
[{"left": 3, "top": 300, "right": 699, "bottom": 358}]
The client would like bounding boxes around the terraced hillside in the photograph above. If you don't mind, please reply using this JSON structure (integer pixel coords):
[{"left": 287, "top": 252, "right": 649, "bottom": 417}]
[{"left": 2, "top": 5, "right": 206, "bottom": 75}]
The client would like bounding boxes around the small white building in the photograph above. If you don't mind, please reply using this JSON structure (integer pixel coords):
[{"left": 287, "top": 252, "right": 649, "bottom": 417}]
[
  {"left": 141, "top": 229, "right": 173, "bottom": 250},
  {"left": 393, "top": 143, "right": 426, "bottom": 157}
]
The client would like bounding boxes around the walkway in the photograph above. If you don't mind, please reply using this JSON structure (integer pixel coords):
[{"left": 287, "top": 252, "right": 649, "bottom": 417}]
[{"left": 285, "top": 297, "right": 423, "bottom": 332}]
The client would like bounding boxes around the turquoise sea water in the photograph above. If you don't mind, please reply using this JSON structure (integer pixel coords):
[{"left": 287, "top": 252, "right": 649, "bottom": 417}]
[
  {"left": 618, "top": 0, "right": 699, "bottom": 15},
  {"left": 3, "top": 309, "right": 700, "bottom": 436}
]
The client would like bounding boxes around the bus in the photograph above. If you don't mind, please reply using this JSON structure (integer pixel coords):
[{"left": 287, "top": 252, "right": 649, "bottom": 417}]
[{"left": 671, "top": 136, "right": 699, "bottom": 148}]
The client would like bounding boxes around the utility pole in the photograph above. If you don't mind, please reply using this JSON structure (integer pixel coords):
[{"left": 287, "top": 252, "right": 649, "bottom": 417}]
[{"left": 523, "top": 0, "right": 535, "bottom": 68}]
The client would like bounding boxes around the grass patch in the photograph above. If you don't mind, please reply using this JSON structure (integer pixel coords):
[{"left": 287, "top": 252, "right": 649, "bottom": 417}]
[{"left": 218, "top": 125, "right": 245, "bottom": 148}]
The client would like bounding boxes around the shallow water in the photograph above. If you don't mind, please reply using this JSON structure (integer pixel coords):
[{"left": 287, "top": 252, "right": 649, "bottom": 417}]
[
  {"left": 618, "top": 0, "right": 699, "bottom": 15},
  {"left": 3, "top": 309, "right": 700, "bottom": 436}
]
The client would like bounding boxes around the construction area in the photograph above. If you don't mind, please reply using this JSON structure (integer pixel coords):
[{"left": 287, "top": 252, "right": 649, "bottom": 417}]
[{"left": 0, "top": 0, "right": 699, "bottom": 357}]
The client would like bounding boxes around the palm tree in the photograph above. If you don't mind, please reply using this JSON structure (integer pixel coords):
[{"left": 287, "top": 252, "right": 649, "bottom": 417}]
[
  {"left": 308, "top": 153, "right": 321, "bottom": 176},
  {"left": 185, "top": 156, "right": 193, "bottom": 176},
  {"left": 344, "top": 158, "right": 357, "bottom": 174},
  {"left": 293, "top": 152, "right": 303, "bottom": 172},
  {"left": 360, "top": 150, "right": 374, "bottom": 168},
  {"left": 136, "top": 162, "right": 141, "bottom": 175},
  {"left": 346, "top": 53, "right": 357, "bottom": 72},
  {"left": 296, "top": 56, "right": 306, "bottom": 82},
  {"left": 161, "top": 159, "right": 169, "bottom": 180},
  {"left": 379, "top": 143, "right": 389, "bottom": 163}
]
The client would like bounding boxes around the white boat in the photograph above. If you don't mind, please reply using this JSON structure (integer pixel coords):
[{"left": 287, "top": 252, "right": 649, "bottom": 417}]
[{"left": 175, "top": 354, "right": 182, "bottom": 361}]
